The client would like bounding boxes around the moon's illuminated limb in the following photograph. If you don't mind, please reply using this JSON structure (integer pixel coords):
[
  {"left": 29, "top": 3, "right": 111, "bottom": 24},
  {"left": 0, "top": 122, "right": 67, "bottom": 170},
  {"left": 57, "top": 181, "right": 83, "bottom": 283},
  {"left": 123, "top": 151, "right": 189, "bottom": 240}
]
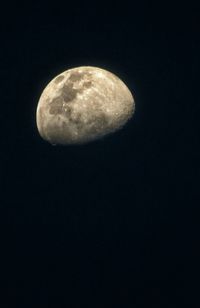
[{"left": 36, "top": 66, "right": 135, "bottom": 145}]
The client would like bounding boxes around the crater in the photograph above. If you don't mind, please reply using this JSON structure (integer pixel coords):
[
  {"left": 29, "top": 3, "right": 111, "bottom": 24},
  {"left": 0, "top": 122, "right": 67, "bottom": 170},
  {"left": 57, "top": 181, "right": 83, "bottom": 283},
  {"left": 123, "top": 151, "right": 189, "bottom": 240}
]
[
  {"left": 61, "top": 84, "right": 78, "bottom": 102},
  {"left": 54, "top": 75, "right": 65, "bottom": 84},
  {"left": 89, "top": 112, "right": 109, "bottom": 130},
  {"left": 83, "top": 81, "right": 92, "bottom": 88},
  {"left": 71, "top": 113, "right": 82, "bottom": 127},
  {"left": 63, "top": 104, "right": 73, "bottom": 118},
  {"left": 49, "top": 97, "right": 63, "bottom": 115},
  {"left": 68, "top": 72, "right": 84, "bottom": 82}
]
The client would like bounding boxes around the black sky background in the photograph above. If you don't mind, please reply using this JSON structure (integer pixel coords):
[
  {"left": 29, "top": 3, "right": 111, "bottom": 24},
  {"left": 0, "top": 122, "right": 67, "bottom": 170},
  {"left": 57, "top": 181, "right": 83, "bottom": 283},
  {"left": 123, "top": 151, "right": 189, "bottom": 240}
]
[{"left": 1, "top": 1, "right": 200, "bottom": 307}]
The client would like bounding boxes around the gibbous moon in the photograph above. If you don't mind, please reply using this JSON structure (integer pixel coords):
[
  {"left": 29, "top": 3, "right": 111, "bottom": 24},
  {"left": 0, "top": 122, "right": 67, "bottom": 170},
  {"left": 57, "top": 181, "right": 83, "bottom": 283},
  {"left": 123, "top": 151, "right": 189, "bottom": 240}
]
[{"left": 36, "top": 66, "right": 135, "bottom": 145}]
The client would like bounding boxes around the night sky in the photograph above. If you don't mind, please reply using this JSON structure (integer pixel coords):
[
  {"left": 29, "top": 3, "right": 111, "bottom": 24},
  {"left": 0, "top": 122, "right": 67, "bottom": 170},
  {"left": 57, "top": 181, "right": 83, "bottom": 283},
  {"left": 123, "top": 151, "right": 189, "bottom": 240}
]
[{"left": 1, "top": 1, "right": 200, "bottom": 307}]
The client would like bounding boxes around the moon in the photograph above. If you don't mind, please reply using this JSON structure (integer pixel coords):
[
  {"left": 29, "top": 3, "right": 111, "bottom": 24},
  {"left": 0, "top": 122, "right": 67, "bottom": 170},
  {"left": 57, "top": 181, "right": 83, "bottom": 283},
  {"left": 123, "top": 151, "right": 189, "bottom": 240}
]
[{"left": 36, "top": 66, "right": 135, "bottom": 145}]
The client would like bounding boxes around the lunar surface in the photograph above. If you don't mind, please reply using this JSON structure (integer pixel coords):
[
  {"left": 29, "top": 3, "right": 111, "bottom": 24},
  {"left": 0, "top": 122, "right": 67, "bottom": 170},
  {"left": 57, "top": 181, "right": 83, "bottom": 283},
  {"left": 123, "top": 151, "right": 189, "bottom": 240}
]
[{"left": 36, "top": 66, "right": 135, "bottom": 145}]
